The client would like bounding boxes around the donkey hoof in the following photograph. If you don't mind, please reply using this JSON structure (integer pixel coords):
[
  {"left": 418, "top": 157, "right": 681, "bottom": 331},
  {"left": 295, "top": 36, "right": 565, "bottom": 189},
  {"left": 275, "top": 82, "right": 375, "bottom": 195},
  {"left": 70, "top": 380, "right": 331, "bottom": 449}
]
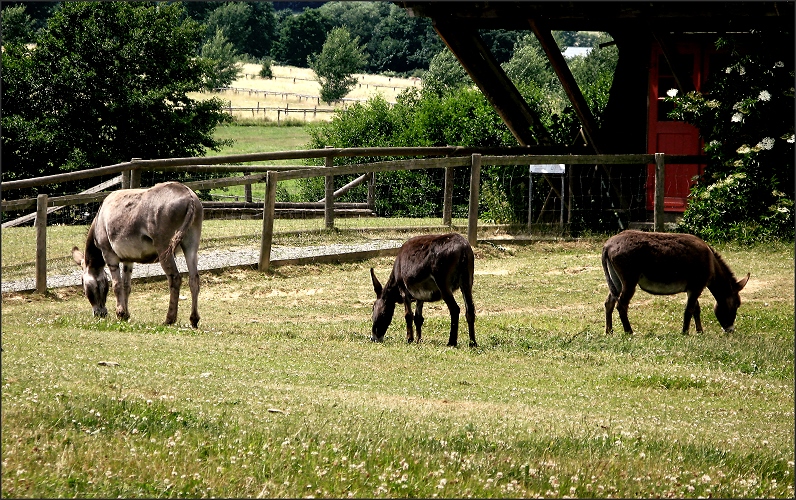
[{"left": 469, "top": 341, "right": 478, "bottom": 348}]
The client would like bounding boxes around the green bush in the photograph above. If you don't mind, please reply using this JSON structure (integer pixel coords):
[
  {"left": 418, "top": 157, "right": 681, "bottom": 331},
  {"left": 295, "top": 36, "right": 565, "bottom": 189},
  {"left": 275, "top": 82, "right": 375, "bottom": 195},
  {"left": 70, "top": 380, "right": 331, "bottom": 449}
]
[{"left": 667, "top": 33, "right": 794, "bottom": 242}]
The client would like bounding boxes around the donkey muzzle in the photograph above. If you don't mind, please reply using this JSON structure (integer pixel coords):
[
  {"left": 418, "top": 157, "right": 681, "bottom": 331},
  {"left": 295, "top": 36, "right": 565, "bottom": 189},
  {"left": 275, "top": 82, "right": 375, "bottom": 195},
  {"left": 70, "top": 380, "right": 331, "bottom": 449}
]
[{"left": 723, "top": 325, "right": 735, "bottom": 334}]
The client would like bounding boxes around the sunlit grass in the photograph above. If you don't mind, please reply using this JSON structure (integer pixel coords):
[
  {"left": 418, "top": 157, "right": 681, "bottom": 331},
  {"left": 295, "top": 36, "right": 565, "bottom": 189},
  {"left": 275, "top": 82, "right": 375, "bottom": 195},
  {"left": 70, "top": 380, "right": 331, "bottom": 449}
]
[{"left": 3, "top": 239, "right": 793, "bottom": 497}]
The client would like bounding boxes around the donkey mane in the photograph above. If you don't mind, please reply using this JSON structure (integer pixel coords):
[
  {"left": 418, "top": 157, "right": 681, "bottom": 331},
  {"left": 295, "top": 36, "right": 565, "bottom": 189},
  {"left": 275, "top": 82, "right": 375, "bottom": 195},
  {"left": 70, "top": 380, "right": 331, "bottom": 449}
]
[
  {"left": 83, "top": 221, "right": 106, "bottom": 269},
  {"left": 708, "top": 245, "right": 738, "bottom": 282}
]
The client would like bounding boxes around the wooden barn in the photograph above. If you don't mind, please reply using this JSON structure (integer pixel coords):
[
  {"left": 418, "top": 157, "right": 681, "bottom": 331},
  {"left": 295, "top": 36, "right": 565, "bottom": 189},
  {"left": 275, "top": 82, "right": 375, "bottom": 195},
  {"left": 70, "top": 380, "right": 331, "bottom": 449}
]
[{"left": 399, "top": 1, "right": 794, "bottom": 227}]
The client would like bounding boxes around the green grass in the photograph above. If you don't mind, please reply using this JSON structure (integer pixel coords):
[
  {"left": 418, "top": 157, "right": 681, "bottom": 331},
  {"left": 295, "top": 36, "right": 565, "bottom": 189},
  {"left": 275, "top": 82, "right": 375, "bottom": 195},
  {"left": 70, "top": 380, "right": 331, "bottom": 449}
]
[
  {"left": 2, "top": 237, "right": 793, "bottom": 497},
  {"left": 205, "top": 122, "right": 312, "bottom": 202}
]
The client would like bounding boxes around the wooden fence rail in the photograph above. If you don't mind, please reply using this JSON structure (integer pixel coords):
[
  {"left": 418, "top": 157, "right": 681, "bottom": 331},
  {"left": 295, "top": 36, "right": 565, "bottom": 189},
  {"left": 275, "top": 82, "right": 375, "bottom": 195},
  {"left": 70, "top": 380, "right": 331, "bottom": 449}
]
[{"left": 2, "top": 148, "right": 702, "bottom": 289}]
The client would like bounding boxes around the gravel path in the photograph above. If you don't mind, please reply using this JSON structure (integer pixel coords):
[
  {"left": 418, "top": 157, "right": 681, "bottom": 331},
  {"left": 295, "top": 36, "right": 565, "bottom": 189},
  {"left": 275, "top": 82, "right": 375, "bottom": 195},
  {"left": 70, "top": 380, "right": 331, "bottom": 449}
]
[{"left": 2, "top": 240, "right": 404, "bottom": 294}]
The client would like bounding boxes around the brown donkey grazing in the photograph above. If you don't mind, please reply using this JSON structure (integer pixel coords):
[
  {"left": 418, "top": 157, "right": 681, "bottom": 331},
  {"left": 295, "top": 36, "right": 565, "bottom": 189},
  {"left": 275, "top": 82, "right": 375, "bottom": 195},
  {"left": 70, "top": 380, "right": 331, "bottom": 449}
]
[
  {"left": 370, "top": 233, "right": 477, "bottom": 347},
  {"left": 602, "top": 230, "right": 749, "bottom": 334},
  {"left": 72, "top": 182, "right": 203, "bottom": 327}
]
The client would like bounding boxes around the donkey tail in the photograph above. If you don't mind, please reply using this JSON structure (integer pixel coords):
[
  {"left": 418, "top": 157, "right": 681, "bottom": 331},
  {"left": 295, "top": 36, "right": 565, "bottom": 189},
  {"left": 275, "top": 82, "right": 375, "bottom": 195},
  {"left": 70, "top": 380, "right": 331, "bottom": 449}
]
[
  {"left": 163, "top": 187, "right": 198, "bottom": 259},
  {"left": 601, "top": 246, "right": 621, "bottom": 297}
]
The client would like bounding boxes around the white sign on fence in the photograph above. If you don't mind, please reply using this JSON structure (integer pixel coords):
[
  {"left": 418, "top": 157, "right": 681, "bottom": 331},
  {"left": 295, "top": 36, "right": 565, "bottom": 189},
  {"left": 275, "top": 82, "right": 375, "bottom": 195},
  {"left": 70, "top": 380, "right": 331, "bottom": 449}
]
[{"left": 529, "top": 164, "right": 566, "bottom": 174}]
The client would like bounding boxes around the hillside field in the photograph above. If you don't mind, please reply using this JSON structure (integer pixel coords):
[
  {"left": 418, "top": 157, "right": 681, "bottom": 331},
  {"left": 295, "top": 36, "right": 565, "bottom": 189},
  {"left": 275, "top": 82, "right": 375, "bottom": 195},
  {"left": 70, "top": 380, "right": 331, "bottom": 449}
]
[{"left": 189, "top": 64, "right": 420, "bottom": 123}]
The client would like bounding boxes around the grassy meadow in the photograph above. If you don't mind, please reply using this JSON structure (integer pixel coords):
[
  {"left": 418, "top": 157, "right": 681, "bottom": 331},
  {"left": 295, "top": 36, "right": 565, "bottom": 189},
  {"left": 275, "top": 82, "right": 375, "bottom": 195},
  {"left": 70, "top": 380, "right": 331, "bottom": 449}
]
[{"left": 2, "top": 231, "right": 794, "bottom": 498}]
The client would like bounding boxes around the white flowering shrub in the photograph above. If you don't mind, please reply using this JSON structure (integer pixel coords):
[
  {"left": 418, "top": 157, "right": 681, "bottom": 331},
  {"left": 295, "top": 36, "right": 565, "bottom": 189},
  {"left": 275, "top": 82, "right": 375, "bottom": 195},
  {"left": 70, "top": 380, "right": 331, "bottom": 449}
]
[{"left": 664, "top": 33, "right": 794, "bottom": 242}]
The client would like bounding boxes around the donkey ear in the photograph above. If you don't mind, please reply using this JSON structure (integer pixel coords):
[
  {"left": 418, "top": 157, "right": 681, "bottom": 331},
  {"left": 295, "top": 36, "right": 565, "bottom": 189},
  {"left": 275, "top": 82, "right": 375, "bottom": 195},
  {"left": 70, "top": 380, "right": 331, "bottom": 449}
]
[
  {"left": 370, "top": 268, "right": 383, "bottom": 297},
  {"left": 72, "top": 247, "right": 85, "bottom": 267},
  {"left": 736, "top": 272, "right": 750, "bottom": 291}
]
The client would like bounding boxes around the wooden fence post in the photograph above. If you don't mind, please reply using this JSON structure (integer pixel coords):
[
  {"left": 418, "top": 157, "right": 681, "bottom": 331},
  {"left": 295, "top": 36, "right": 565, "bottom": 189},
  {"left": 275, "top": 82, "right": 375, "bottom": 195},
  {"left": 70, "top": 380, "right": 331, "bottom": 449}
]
[
  {"left": 324, "top": 150, "right": 335, "bottom": 230},
  {"left": 121, "top": 170, "right": 131, "bottom": 189},
  {"left": 35, "top": 194, "right": 48, "bottom": 293},
  {"left": 244, "top": 173, "right": 253, "bottom": 203},
  {"left": 367, "top": 172, "right": 375, "bottom": 211},
  {"left": 130, "top": 159, "right": 141, "bottom": 189},
  {"left": 443, "top": 164, "right": 454, "bottom": 226},
  {"left": 467, "top": 154, "right": 481, "bottom": 246},
  {"left": 258, "top": 170, "right": 278, "bottom": 272},
  {"left": 654, "top": 153, "right": 665, "bottom": 232}
]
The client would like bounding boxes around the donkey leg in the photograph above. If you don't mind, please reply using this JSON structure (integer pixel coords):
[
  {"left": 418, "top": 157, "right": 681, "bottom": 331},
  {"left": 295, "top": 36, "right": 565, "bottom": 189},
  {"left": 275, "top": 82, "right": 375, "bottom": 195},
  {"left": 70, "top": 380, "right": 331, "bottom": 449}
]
[
  {"left": 159, "top": 257, "right": 182, "bottom": 325},
  {"left": 183, "top": 246, "right": 201, "bottom": 328},
  {"left": 108, "top": 264, "right": 130, "bottom": 321},
  {"left": 440, "top": 290, "right": 461, "bottom": 347},
  {"left": 683, "top": 291, "right": 702, "bottom": 334},
  {"left": 616, "top": 285, "right": 637, "bottom": 334},
  {"left": 461, "top": 281, "right": 477, "bottom": 347},
  {"left": 414, "top": 301, "right": 425, "bottom": 344},
  {"left": 403, "top": 301, "right": 415, "bottom": 343},
  {"left": 604, "top": 293, "right": 617, "bottom": 334}
]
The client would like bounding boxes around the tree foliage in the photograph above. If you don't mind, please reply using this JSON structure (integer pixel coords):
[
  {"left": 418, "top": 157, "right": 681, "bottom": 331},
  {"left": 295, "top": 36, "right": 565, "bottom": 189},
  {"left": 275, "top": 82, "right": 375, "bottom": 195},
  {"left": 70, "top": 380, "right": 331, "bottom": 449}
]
[
  {"left": 1, "top": 1, "right": 230, "bottom": 197},
  {"left": 272, "top": 7, "right": 328, "bottom": 67},
  {"left": 422, "top": 49, "right": 472, "bottom": 97},
  {"left": 0, "top": 4, "right": 35, "bottom": 45},
  {"left": 308, "top": 27, "right": 368, "bottom": 103},
  {"left": 667, "top": 33, "right": 794, "bottom": 242},
  {"left": 201, "top": 28, "right": 242, "bottom": 89}
]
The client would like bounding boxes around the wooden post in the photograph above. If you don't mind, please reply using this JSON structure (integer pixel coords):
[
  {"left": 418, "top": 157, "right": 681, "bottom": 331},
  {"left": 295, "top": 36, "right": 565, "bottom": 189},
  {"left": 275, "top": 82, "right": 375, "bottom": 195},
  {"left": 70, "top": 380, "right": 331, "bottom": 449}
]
[
  {"left": 443, "top": 165, "right": 454, "bottom": 226},
  {"left": 121, "top": 170, "right": 131, "bottom": 189},
  {"left": 130, "top": 159, "right": 142, "bottom": 189},
  {"left": 324, "top": 152, "right": 335, "bottom": 229},
  {"left": 35, "top": 194, "right": 48, "bottom": 293},
  {"left": 467, "top": 154, "right": 481, "bottom": 246},
  {"left": 258, "top": 170, "right": 278, "bottom": 272},
  {"left": 654, "top": 153, "right": 665, "bottom": 232},
  {"left": 367, "top": 172, "right": 375, "bottom": 211},
  {"left": 244, "top": 175, "right": 253, "bottom": 203}
]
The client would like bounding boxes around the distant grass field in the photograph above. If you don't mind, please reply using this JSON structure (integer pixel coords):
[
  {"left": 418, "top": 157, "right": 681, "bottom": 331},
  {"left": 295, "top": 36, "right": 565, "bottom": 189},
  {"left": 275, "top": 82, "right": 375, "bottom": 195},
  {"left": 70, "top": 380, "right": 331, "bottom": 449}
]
[{"left": 2, "top": 236, "right": 793, "bottom": 498}]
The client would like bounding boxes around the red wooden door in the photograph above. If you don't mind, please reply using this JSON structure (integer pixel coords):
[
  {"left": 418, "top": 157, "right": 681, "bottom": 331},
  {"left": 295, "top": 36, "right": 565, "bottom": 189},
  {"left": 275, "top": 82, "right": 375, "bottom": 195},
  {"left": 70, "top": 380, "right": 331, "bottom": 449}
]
[{"left": 646, "top": 43, "right": 706, "bottom": 212}]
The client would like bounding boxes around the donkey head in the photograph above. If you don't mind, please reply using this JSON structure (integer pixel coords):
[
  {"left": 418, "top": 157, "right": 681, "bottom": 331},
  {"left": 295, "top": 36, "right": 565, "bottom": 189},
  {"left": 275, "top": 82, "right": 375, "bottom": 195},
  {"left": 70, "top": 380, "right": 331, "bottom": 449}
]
[
  {"left": 370, "top": 268, "right": 396, "bottom": 342},
  {"left": 72, "top": 247, "right": 109, "bottom": 318},
  {"left": 714, "top": 272, "right": 750, "bottom": 333}
]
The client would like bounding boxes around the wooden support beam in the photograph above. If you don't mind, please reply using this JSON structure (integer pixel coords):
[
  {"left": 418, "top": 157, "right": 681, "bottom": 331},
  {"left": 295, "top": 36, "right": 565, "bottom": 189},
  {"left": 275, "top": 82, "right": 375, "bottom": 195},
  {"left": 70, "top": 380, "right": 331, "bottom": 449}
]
[
  {"left": 529, "top": 18, "right": 603, "bottom": 153},
  {"left": 433, "top": 21, "right": 552, "bottom": 147}
]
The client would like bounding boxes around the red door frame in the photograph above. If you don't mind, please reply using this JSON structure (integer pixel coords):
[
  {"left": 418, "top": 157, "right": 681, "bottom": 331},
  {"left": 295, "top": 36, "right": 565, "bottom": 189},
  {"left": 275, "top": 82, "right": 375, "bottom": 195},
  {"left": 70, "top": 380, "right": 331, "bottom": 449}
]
[{"left": 646, "top": 42, "right": 709, "bottom": 212}]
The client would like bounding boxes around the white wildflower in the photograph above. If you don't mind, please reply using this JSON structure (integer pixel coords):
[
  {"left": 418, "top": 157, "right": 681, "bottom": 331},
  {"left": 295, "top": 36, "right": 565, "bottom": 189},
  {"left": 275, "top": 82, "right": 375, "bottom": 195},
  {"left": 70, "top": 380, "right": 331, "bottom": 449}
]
[
  {"left": 739, "top": 66, "right": 746, "bottom": 75},
  {"left": 731, "top": 112, "right": 744, "bottom": 123},
  {"left": 757, "top": 137, "right": 775, "bottom": 150},
  {"left": 666, "top": 88, "right": 678, "bottom": 97},
  {"left": 758, "top": 90, "right": 771, "bottom": 102},
  {"left": 774, "top": 61, "right": 784, "bottom": 68},
  {"left": 787, "top": 134, "right": 795, "bottom": 144},
  {"left": 725, "top": 66, "right": 733, "bottom": 74},
  {"left": 736, "top": 145, "right": 752, "bottom": 154}
]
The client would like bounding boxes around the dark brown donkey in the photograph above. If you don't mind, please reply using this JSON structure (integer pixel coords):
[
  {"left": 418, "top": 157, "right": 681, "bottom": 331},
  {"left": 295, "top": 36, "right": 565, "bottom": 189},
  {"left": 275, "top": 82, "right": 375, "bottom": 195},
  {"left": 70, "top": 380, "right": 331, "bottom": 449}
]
[
  {"left": 72, "top": 182, "right": 203, "bottom": 327},
  {"left": 370, "top": 233, "right": 477, "bottom": 347},
  {"left": 602, "top": 230, "right": 749, "bottom": 334}
]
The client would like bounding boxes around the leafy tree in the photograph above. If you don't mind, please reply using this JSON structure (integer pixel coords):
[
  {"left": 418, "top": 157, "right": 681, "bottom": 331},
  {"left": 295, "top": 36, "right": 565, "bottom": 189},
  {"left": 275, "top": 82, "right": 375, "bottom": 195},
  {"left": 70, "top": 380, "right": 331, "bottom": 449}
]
[
  {"left": 422, "top": 48, "right": 472, "bottom": 97},
  {"left": 367, "top": 4, "right": 443, "bottom": 74},
  {"left": 272, "top": 7, "right": 328, "bottom": 67},
  {"left": 201, "top": 28, "right": 242, "bottom": 89},
  {"left": 259, "top": 57, "right": 274, "bottom": 79},
  {"left": 667, "top": 33, "right": 794, "bottom": 242},
  {"left": 1, "top": 1, "right": 230, "bottom": 198},
  {"left": 308, "top": 27, "right": 368, "bottom": 103},
  {"left": 204, "top": 2, "right": 252, "bottom": 57},
  {"left": 1, "top": 4, "right": 35, "bottom": 45},
  {"left": 203, "top": 1, "right": 276, "bottom": 59}
]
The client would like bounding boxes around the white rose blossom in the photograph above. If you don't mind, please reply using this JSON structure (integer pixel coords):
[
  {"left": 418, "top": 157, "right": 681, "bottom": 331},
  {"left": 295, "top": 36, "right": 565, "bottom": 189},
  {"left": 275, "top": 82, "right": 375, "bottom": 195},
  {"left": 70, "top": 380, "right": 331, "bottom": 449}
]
[
  {"left": 731, "top": 112, "right": 744, "bottom": 123},
  {"left": 666, "top": 88, "right": 678, "bottom": 97},
  {"left": 774, "top": 61, "right": 784, "bottom": 68},
  {"left": 758, "top": 90, "right": 771, "bottom": 102},
  {"left": 787, "top": 134, "right": 795, "bottom": 144}
]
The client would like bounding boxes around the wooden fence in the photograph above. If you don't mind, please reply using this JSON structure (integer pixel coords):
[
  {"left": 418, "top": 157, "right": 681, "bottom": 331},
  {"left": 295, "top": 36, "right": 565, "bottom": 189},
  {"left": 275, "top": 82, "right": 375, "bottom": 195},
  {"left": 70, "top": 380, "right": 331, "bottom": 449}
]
[{"left": 1, "top": 147, "right": 699, "bottom": 291}]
